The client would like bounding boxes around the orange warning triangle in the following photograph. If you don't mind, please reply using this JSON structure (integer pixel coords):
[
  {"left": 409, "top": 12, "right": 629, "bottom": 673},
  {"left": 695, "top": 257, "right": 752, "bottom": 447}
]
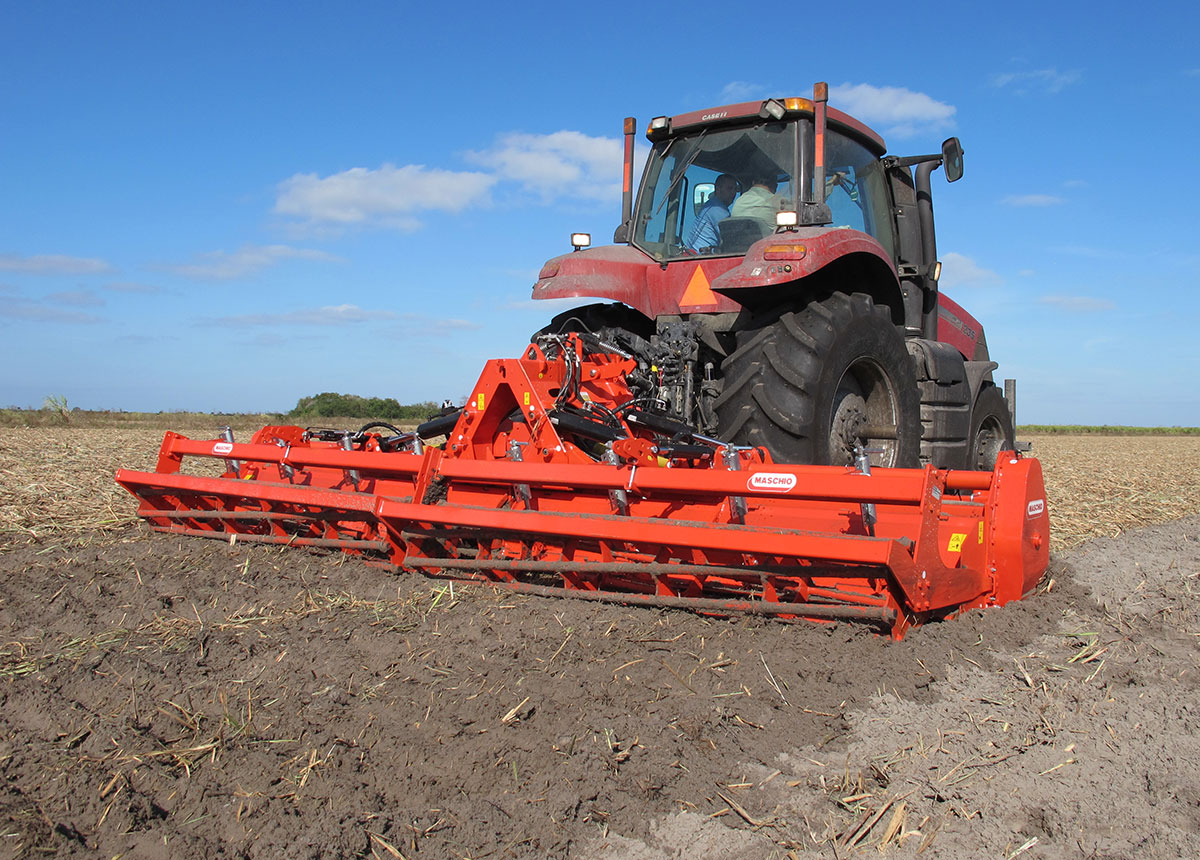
[{"left": 680, "top": 265, "right": 717, "bottom": 308}]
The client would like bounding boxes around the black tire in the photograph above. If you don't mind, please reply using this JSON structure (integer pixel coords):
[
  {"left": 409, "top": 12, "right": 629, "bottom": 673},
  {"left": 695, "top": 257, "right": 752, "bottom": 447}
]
[
  {"left": 968, "top": 384, "right": 1015, "bottom": 471},
  {"left": 714, "top": 292, "right": 921, "bottom": 467}
]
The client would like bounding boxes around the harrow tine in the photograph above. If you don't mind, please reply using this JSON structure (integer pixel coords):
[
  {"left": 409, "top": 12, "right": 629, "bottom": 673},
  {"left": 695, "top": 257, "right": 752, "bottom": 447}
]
[{"left": 482, "top": 580, "right": 897, "bottom": 625}]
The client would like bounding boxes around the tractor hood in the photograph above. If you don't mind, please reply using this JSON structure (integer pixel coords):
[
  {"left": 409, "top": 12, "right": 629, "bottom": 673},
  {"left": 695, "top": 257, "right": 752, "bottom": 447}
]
[
  {"left": 532, "top": 229, "right": 899, "bottom": 320},
  {"left": 533, "top": 244, "right": 743, "bottom": 318}
]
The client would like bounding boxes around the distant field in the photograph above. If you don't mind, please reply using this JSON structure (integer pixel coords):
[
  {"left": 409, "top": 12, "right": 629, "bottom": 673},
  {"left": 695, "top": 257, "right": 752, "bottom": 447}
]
[
  {"left": 0, "top": 409, "right": 285, "bottom": 432},
  {"left": 1021, "top": 424, "right": 1200, "bottom": 435}
]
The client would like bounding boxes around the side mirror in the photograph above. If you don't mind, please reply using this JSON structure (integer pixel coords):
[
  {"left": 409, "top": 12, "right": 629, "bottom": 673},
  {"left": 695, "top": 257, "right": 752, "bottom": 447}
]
[
  {"left": 941, "top": 137, "right": 964, "bottom": 182},
  {"left": 693, "top": 182, "right": 715, "bottom": 216}
]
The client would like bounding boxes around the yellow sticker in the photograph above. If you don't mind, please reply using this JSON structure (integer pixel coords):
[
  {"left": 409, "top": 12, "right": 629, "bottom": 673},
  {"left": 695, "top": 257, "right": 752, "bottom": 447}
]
[
  {"left": 524, "top": 391, "right": 531, "bottom": 406},
  {"left": 477, "top": 393, "right": 485, "bottom": 410},
  {"left": 947, "top": 533, "right": 967, "bottom": 553},
  {"left": 978, "top": 521, "right": 985, "bottom": 543}
]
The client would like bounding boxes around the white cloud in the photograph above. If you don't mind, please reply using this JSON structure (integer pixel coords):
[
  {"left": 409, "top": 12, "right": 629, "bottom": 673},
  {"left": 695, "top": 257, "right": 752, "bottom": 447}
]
[
  {"left": 47, "top": 289, "right": 105, "bottom": 307},
  {"left": 1002, "top": 194, "right": 1065, "bottom": 207},
  {"left": 467, "top": 131, "right": 622, "bottom": 203},
  {"left": 247, "top": 333, "right": 289, "bottom": 347},
  {"left": 0, "top": 253, "right": 113, "bottom": 275},
  {"left": 275, "top": 164, "right": 496, "bottom": 230},
  {"left": 116, "top": 333, "right": 159, "bottom": 345},
  {"left": 105, "top": 281, "right": 163, "bottom": 294},
  {"left": 0, "top": 295, "right": 103, "bottom": 323},
  {"left": 938, "top": 252, "right": 1001, "bottom": 289},
  {"left": 990, "top": 68, "right": 1081, "bottom": 94},
  {"left": 829, "top": 83, "right": 955, "bottom": 139},
  {"left": 380, "top": 313, "right": 484, "bottom": 339},
  {"left": 1038, "top": 295, "right": 1116, "bottom": 312},
  {"left": 719, "top": 81, "right": 769, "bottom": 102},
  {"left": 162, "top": 244, "right": 341, "bottom": 280},
  {"left": 410, "top": 315, "right": 481, "bottom": 334},
  {"left": 273, "top": 129, "right": 625, "bottom": 234},
  {"left": 213, "top": 303, "right": 394, "bottom": 327},
  {"left": 213, "top": 305, "right": 480, "bottom": 336}
]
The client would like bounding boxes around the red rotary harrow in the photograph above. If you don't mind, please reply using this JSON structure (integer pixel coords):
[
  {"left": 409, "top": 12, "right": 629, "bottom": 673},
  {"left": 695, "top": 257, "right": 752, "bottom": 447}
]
[{"left": 116, "top": 333, "right": 1049, "bottom": 638}]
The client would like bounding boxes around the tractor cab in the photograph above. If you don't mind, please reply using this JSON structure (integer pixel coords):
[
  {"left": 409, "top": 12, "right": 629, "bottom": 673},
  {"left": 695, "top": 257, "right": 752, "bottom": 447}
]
[{"left": 628, "top": 101, "right": 898, "bottom": 262}]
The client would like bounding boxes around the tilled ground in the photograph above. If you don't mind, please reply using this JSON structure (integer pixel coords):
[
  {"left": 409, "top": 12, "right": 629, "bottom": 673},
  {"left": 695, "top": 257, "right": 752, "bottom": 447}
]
[{"left": 0, "top": 432, "right": 1198, "bottom": 858}]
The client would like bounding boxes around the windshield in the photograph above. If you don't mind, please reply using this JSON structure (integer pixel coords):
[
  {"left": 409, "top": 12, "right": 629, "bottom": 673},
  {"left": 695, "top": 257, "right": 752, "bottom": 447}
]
[
  {"left": 823, "top": 132, "right": 896, "bottom": 260},
  {"left": 631, "top": 120, "right": 895, "bottom": 262}
]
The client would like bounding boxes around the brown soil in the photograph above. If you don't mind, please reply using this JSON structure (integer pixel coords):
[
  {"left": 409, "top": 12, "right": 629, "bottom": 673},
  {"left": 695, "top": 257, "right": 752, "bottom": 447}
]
[{"left": 1, "top": 431, "right": 1198, "bottom": 858}]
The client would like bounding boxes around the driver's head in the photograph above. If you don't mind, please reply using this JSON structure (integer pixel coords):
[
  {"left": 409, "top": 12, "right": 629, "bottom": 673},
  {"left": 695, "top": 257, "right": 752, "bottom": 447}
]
[
  {"left": 751, "top": 173, "right": 778, "bottom": 193},
  {"left": 714, "top": 173, "right": 737, "bottom": 204}
]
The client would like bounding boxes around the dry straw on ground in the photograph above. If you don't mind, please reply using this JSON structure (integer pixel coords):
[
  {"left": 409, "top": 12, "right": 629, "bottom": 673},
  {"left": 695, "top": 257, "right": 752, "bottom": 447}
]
[
  {"left": 1029, "top": 434, "right": 1200, "bottom": 550},
  {"left": 1, "top": 427, "right": 1197, "bottom": 552}
]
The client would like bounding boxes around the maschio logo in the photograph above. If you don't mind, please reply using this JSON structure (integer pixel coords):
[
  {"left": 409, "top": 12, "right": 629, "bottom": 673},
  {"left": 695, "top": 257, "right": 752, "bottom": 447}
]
[
  {"left": 213, "top": 442, "right": 234, "bottom": 455},
  {"left": 747, "top": 472, "right": 796, "bottom": 492},
  {"left": 1027, "top": 499, "right": 1045, "bottom": 517}
]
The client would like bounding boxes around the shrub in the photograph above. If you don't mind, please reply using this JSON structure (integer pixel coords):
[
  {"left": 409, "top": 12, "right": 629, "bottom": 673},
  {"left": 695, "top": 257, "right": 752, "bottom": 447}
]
[{"left": 287, "top": 393, "right": 442, "bottom": 421}]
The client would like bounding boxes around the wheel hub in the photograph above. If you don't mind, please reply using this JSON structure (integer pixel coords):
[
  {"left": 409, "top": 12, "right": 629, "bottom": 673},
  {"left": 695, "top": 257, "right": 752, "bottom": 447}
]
[
  {"left": 974, "top": 419, "right": 1003, "bottom": 470},
  {"left": 830, "top": 392, "right": 869, "bottom": 465},
  {"left": 829, "top": 359, "right": 901, "bottom": 468}
]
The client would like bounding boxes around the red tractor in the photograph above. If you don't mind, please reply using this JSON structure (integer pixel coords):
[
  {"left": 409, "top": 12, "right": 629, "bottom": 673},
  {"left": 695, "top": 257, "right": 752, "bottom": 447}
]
[{"left": 534, "top": 83, "right": 1014, "bottom": 471}]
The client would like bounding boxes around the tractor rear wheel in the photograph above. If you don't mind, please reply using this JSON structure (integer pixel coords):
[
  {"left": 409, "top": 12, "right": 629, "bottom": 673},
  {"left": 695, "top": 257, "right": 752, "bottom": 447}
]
[
  {"left": 715, "top": 292, "right": 921, "bottom": 467},
  {"left": 535, "top": 302, "right": 654, "bottom": 341},
  {"left": 969, "top": 384, "right": 1015, "bottom": 470}
]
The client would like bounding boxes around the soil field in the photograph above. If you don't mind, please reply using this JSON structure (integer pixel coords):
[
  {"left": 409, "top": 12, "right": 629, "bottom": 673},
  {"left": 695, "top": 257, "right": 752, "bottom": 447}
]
[{"left": 1, "top": 429, "right": 1198, "bottom": 858}]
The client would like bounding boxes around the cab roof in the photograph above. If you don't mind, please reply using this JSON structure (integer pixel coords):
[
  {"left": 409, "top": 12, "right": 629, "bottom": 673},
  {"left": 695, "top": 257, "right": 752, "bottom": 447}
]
[{"left": 663, "top": 98, "right": 887, "bottom": 157}]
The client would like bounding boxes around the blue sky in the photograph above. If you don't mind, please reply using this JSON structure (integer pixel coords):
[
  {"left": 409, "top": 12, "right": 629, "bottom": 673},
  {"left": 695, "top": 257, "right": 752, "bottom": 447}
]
[{"left": 2, "top": 1, "right": 1197, "bottom": 425}]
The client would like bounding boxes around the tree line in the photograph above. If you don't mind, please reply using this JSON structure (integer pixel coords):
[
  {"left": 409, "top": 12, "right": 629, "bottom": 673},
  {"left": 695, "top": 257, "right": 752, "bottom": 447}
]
[{"left": 288, "top": 393, "right": 443, "bottom": 421}]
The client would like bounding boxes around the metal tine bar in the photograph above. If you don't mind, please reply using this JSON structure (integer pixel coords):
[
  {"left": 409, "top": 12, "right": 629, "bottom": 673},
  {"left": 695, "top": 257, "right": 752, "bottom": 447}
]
[
  {"left": 138, "top": 508, "right": 373, "bottom": 522},
  {"left": 377, "top": 498, "right": 905, "bottom": 568},
  {"left": 153, "top": 526, "right": 388, "bottom": 551},
  {"left": 404, "top": 556, "right": 884, "bottom": 581},
  {"left": 804, "top": 584, "right": 890, "bottom": 606},
  {"left": 116, "top": 469, "right": 380, "bottom": 512},
  {"left": 478, "top": 579, "right": 897, "bottom": 624}
]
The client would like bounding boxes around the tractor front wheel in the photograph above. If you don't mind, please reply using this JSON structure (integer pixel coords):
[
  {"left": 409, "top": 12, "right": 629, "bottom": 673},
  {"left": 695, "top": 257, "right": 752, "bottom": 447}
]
[{"left": 715, "top": 292, "right": 921, "bottom": 467}]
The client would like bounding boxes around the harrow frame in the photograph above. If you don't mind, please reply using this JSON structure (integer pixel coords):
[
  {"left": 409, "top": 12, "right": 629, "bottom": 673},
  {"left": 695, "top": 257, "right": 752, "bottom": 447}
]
[{"left": 116, "top": 337, "right": 1049, "bottom": 638}]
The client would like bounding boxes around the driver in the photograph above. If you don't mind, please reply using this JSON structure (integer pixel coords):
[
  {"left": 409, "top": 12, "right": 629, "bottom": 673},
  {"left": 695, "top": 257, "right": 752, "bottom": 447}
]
[
  {"left": 730, "top": 172, "right": 786, "bottom": 230},
  {"left": 685, "top": 173, "right": 738, "bottom": 252}
]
